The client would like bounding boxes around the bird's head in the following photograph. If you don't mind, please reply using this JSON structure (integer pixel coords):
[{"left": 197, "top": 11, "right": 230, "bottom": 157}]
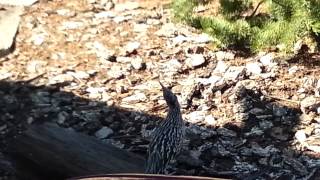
[{"left": 159, "top": 82, "right": 180, "bottom": 108}]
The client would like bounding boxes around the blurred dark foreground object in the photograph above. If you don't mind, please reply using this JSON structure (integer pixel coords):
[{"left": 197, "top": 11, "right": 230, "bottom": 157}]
[
  {"left": 6, "top": 123, "right": 145, "bottom": 180},
  {"left": 68, "top": 173, "right": 230, "bottom": 180}
]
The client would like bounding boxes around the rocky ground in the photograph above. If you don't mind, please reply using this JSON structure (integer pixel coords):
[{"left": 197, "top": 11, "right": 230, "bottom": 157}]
[{"left": 1, "top": 0, "right": 320, "bottom": 179}]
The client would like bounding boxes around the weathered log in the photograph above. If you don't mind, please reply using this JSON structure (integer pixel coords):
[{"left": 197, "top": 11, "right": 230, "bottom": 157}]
[{"left": 6, "top": 123, "right": 145, "bottom": 179}]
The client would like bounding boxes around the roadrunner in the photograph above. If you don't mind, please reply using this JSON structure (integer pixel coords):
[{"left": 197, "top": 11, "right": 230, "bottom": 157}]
[{"left": 145, "top": 82, "right": 185, "bottom": 174}]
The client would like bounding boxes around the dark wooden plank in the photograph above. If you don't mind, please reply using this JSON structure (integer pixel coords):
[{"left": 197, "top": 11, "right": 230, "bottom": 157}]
[{"left": 6, "top": 123, "right": 145, "bottom": 179}]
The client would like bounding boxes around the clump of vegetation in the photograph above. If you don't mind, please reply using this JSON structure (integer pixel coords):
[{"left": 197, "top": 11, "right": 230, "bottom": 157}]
[{"left": 172, "top": 0, "right": 320, "bottom": 53}]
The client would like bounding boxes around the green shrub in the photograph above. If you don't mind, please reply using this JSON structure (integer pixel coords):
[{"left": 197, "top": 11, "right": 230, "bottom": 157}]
[{"left": 172, "top": 0, "right": 320, "bottom": 53}]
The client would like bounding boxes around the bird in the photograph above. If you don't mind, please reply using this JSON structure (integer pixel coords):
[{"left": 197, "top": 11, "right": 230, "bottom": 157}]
[{"left": 145, "top": 82, "right": 185, "bottom": 174}]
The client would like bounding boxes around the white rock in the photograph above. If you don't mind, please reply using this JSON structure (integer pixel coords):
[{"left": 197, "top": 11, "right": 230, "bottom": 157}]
[
  {"left": 224, "top": 66, "right": 246, "bottom": 80},
  {"left": 155, "top": 23, "right": 178, "bottom": 38},
  {"left": 295, "top": 130, "right": 307, "bottom": 143},
  {"left": 108, "top": 66, "right": 125, "bottom": 79},
  {"left": 0, "top": 6, "right": 23, "bottom": 53},
  {"left": 48, "top": 74, "right": 74, "bottom": 85},
  {"left": 114, "top": 1, "right": 140, "bottom": 11},
  {"left": 56, "top": 9, "right": 75, "bottom": 17},
  {"left": 122, "top": 92, "right": 147, "bottom": 103},
  {"left": 172, "top": 35, "right": 189, "bottom": 45},
  {"left": 216, "top": 51, "right": 235, "bottom": 61},
  {"left": 113, "top": 16, "right": 129, "bottom": 23},
  {"left": 163, "top": 59, "right": 183, "bottom": 74},
  {"left": 125, "top": 41, "right": 140, "bottom": 53},
  {"left": 0, "top": 69, "right": 12, "bottom": 80},
  {"left": 116, "top": 56, "right": 132, "bottom": 63},
  {"left": 95, "top": 127, "right": 114, "bottom": 139},
  {"left": 300, "top": 96, "right": 320, "bottom": 113},
  {"left": 246, "top": 62, "right": 262, "bottom": 75},
  {"left": 196, "top": 75, "right": 222, "bottom": 86},
  {"left": 146, "top": 19, "right": 161, "bottom": 25},
  {"left": 67, "top": 71, "right": 90, "bottom": 79},
  {"left": 288, "top": 65, "right": 299, "bottom": 75},
  {"left": 186, "top": 54, "right": 205, "bottom": 68},
  {"left": 92, "top": 41, "right": 115, "bottom": 61},
  {"left": 131, "top": 57, "right": 145, "bottom": 70},
  {"left": 61, "top": 21, "right": 84, "bottom": 30},
  {"left": 185, "top": 111, "right": 206, "bottom": 124},
  {"left": 205, "top": 115, "right": 216, "bottom": 126},
  {"left": 192, "top": 33, "right": 211, "bottom": 43},
  {"left": 30, "top": 33, "right": 46, "bottom": 45},
  {"left": 259, "top": 53, "right": 273, "bottom": 66},
  {"left": 214, "top": 60, "right": 229, "bottom": 73},
  {"left": 133, "top": 23, "right": 149, "bottom": 33},
  {"left": 51, "top": 52, "right": 66, "bottom": 60},
  {"left": 0, "top": 0, "right": 38, "bottom": 6},
  {"left": 26, "top": 60, "right": 47, "bottom": 73},
  {"left": 94, "top": 11, "right": 116, "bottom": 19}
]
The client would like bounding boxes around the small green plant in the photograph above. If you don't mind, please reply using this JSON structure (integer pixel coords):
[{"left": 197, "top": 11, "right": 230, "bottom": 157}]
[{"left": 172, "top": 0, "right": 320, "bottom": 53}]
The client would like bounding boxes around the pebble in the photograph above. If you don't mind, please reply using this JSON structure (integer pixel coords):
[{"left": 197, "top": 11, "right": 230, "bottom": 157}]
[
  {"left": 300, "top": 96, "right": 319, "bottom": 113},
  {"left": 259, "top": 53, "right": 273, "bottom": 66},
  {"left": 95, "top": 126, "right": 114, "bottom": 139},
  {"left": 215, "top": 51, "right": 235, "bottom": 61},
  {"left": 131, "top": 56, "right": 146, "bottom": 70},
  {"left": 186, "top": 54, "right": 205, "bottom": 68},
  {"left": 192, "top": 33, "right": 211, "bottom": 43},
  {"left": 288, "top": 65, "right": 299, "bottom": 75},
  {"left": 94, "top": 11, "right": 116, "bottom": 19},
  {"left": 56, "top": 9, "right": 76, "bottom": 17},
  {"left": 224, "top": 66, "right": 246, "bottom": 80},
  {"left": 246, "top": 62, "right": 262, "bottom": 75},
  {"left": 155, "top": 23, "right": 178, "bottom": 38},
  {"left": 214, "top": 60, "right": 229, "bottom": 73},
  {"left": 133, "top": 23, "right": 149, "bottom": 33},
  {"left": 125, "top": 41, "right": 140, "bottom": 53},
  {"left": 185, "top": 111, "right": 206, "bottom": 124},
  {"left": 30, "top": 33, "right": 46, "bottom": 46},
  {"left": 205, "top": 115, "right": 216, "bottom": 126},
  {"left": 48, "top": 74, "right": 74, "bottom": 85},
  {"left": 108, "top": 65, "right": 125, "bottom": 79},
  {"left": 60, "top": 21, "right": 84, "bottom": 30},
  {"left": 122, "top": 92, "right": 147, "bottom": 103},
  {"left": 295, "top": 130, "right": 307, "bottom": 143},
  {"left": 114, "top": 1, "right": 140, "bottom": 11},
  {"left": 172, "top": 35, "right": 189, "bottom": 45}
]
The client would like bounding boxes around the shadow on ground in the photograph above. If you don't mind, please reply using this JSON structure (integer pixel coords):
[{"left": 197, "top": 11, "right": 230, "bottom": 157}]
[
  {"left": 0, "top": 80, "right": 319, "bottom": 179},
  {"left": 0, "top": 80, "right": 162, "bottom": 180}
]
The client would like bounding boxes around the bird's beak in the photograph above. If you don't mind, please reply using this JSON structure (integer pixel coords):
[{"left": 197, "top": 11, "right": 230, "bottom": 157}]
[{"left": 159, "top": 81, "right": 165, "bottom": 90}]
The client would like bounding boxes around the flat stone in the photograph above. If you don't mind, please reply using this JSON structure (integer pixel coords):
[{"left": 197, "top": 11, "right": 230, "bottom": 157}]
[
  {"left": 114, "top": 1, "right": 140, "bottom": 12},
  {"left": 246, "top": 62, "right": 262, "bottom": 75},
  {"left": 186, "top": 54, "right": 205, "bottom": 68},
  {"left": 0, "top": 0, "right": 38, "bottom": 6},
  {"left": 192, "top": 33, "right": 211, "bottom": 43},
  {"left": 214, "top": 60, "right": 229, "bottom": 73},
  {"left": 155, "top": 23, "right": 178, "bottom": 38},
  {"left": 125, "top": 41, "right": 140, "bottom": 53},
  {"left": 0, "top": 6, "right": 23, "bottom": 57},
  {"left": 223, "top": 66, "right": 246, "bottom": 80},
  {"left": 122, "top": 92, "right": 147, "bottom": 103},
  {"left": 259, "top": 53, "right": 273, "bottom": 66},
  {"left": 133, "top": 23, "right": 149, "bottom": 33},
  {"left": 215, "top": 51, "right": 235, "bottom": 61},
  {"left": 205, "top": 115, "right": 216, "bottom": 126},
  {"left": 95, "top": 126, "right": 114, "bottom": 139},
  {"left": 185, "top": 111, "right": 206, "bottom": 124},
  {"left": 131, "top": 56, "right": 146, "bottom": 70},
  {"left": 295, "top": 130, "right": 307, "bottom": 143}
]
